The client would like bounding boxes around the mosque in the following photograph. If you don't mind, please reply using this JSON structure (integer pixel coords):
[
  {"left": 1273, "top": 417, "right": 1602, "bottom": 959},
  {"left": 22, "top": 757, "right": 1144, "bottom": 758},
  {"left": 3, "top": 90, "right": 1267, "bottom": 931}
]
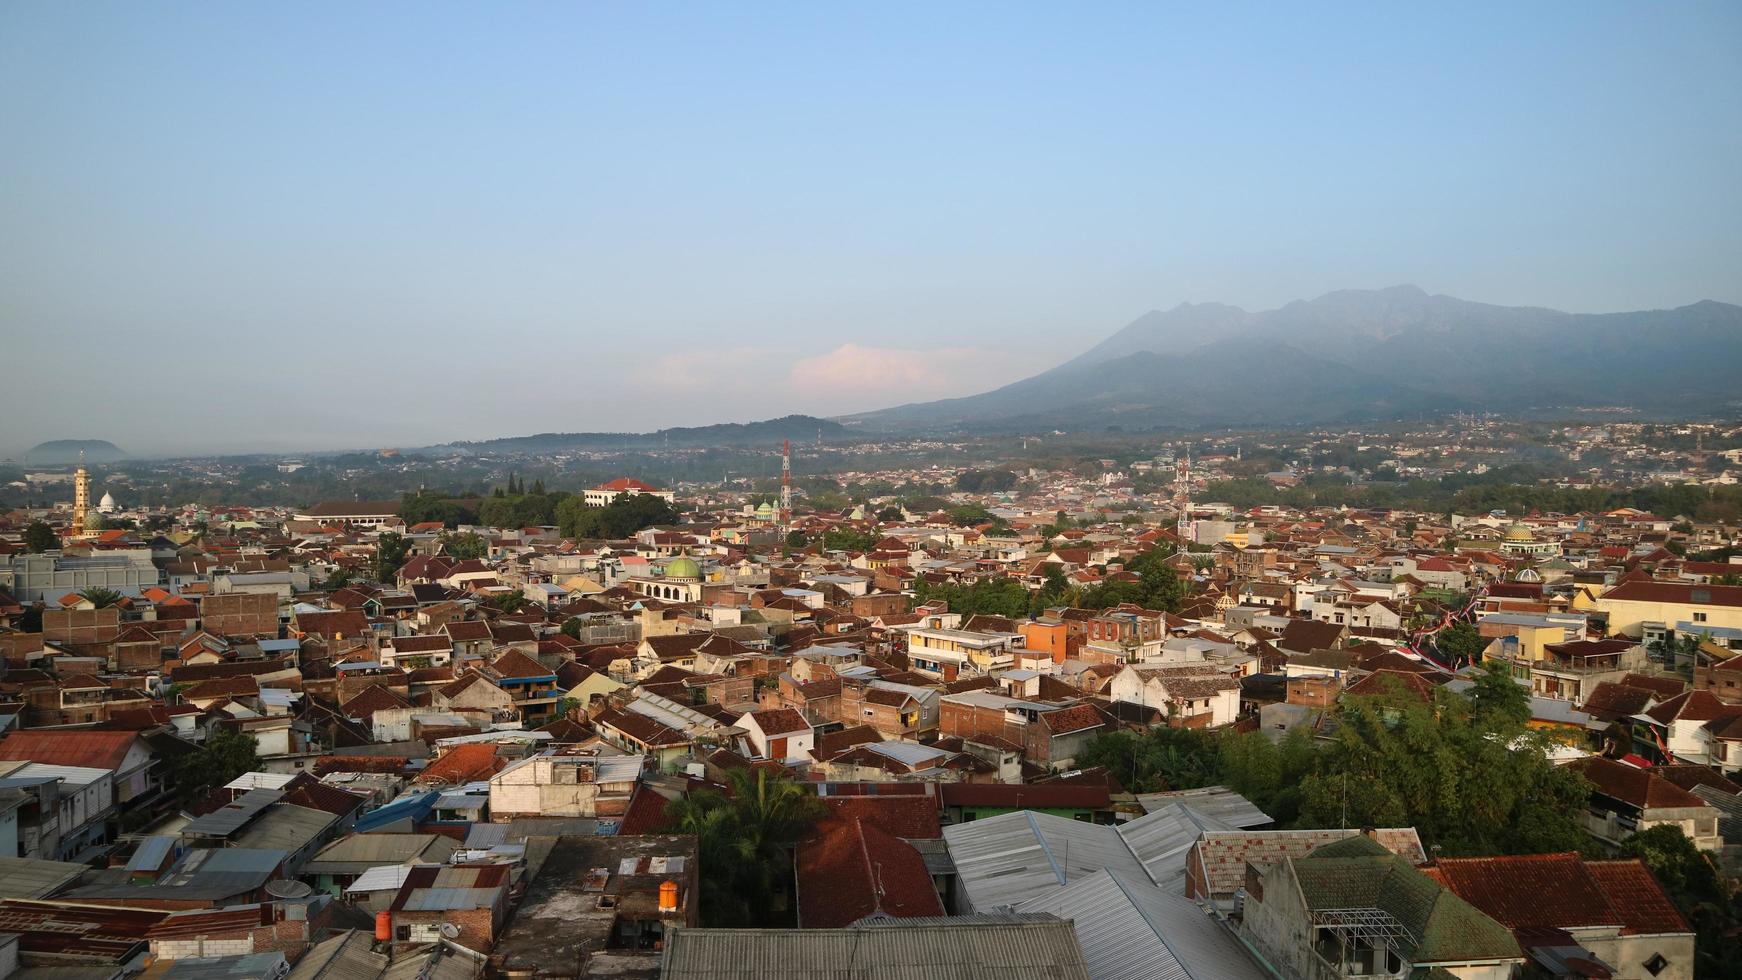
[
  {"left": 68, "top": 452, "right": 115, "bottom": 540},
  {"left": 1498, "top": 522, "right": 1558, "bottom": 559}
]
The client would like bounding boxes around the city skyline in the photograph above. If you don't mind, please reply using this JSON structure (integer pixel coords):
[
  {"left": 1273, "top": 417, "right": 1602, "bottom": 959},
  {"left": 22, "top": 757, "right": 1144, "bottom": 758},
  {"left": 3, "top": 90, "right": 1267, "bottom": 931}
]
[{"left": 3, "top": 2, "right": 1740, "bottom": 454}]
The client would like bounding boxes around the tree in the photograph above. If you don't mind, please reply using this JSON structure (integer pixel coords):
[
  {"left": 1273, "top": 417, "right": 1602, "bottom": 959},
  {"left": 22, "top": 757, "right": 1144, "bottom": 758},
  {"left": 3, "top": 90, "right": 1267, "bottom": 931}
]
[
  {"left": 438, "top": 530, "right": 488, "bottom": 560},
  {"left": 1467, "top": 661, "right": 1531, "bottom": 729},
  {"left": 77, "top": 587, "right": 124, "bottom": 609},
  {"left": 821, "top": 527, "right": 878, "bottom": 553},
  {"left": 488, "top": 590, "right": 524, "bottom": 613},
  {"left": 876, "top": 506, "right": 903, "bottom": 522},
  {"left": 660, "top": 768, "right": 824, "bottom": 927},
  {"left": 556, "top": 492, "right": 678, "bottom": 540},
  {"left": 1433, "top": 621, "right": 1484, "bottom": 667},
  {"left": 174, "top": 730, "right": 261, "bottom": 802},
  {"left": 1297, "top": 680, "right": 1590, "bottom": 856},
  {"left": 323, "top": 569, "right": 351, "bottom": 590},
  {"left": 910, "top": 577, "right": 1030, "bottom": 619},
  {"left": 560, "top": 616, "right": 586, "bottom": 640},
  {"left": 372, "top": 531, "right": 410, "bottom": 583},
  {"left": 1074, "top": 727, "right": 1222, "bottom": 794},
  {"left": 23, "top": 520, "right": 57, "bottom": 553}
]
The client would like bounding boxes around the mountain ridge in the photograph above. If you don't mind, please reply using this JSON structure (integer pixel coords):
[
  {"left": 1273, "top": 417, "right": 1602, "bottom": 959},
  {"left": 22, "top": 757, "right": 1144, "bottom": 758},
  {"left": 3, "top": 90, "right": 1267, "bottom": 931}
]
[{"left": 847, "top": 288, "right": 1742, "bottom": 431}]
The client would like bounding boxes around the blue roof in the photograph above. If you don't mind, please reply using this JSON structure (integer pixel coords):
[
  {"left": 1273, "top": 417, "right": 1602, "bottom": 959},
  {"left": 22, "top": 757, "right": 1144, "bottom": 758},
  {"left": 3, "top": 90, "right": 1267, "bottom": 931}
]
[
  {"left": 1677, "top": 621, "right": 1742, "bottom": 640},
  {"left": 354, "top": 790, "right": 439, "bottom": 833}
]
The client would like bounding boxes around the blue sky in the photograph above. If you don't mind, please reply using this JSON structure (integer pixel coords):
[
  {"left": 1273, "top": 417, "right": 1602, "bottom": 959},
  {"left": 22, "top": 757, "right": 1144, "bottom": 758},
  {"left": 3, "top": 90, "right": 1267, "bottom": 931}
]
[{"left": 2, "top": 2, "right": 1738, "bottom": 455}]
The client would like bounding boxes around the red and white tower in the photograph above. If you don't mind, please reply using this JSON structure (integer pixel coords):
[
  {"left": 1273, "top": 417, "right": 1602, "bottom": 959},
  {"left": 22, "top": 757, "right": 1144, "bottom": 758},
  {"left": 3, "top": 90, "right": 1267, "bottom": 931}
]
[
  {"left": 1173, "top": 445, "right": 1193, "bottom": 549},
  {"left": 780, "top": 439, "right": 793, "bottom": 526}
]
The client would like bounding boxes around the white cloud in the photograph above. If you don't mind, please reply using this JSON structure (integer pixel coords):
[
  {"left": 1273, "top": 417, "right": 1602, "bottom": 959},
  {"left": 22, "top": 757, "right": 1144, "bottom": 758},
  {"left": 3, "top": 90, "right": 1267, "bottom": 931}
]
[{"left": 788, "top": 343, "right": 1047, "bottom": 412}]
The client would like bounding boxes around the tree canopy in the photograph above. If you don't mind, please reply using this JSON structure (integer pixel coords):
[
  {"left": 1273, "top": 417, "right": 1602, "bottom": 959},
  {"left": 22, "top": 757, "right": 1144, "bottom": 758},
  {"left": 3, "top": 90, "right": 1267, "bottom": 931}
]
[
  {"left": 555, "top": 492, "right": 678, "bottom": 539},
  {"left": 661, "top": 768, "right": 825, "bottom": 927},
  {"left": 23, "top": 520, "right": 58, "bottom": 553},
  {"left": 438, "top": 530, "right": 488, "bottom": 560}
]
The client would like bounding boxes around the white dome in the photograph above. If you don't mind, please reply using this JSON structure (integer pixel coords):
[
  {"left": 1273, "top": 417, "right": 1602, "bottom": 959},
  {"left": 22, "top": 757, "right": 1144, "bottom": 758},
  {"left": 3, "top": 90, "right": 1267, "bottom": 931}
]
[{"left": 98, "top": 492, "right": 117, "bottom": 513}]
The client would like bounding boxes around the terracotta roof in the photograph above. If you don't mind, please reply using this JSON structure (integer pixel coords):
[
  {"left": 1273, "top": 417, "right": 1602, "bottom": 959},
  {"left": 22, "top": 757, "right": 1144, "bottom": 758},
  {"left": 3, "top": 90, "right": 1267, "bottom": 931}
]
[
  {"left": 1428, "top": 852, "right": 1627, "bottom": 932},
  {"left": 1604, "top": 580, "right": 1742, "bottom": 607},
  {"left": 489, "top": 649, "right": 553, "bottom": 680},
  {"left": 1583, "top": 860, "right": 1694, "bottom": 935},
  {"left": 1644, "top": 689, "right": 1742, "bottom": 726},
  {"left": 413, "top": 743, "right": 507, "bottom": 785},
  {"left": 1619, "top": 673, "right": 1687, "bottom": 700},
  {"left": 340, "top": 684, "right": 413, "bottom": 720},
  {"left": 1579, "top": 682, "right": 1657, "bottom": 720},
  {"left": 746, "top": 708, "right": 811, "bottom": 736},
  {"left": 1038, "top": 703, "right": 1106, "bottom": 736},
  {"left": 0, "top": 730, "right": 139, "bottom": 770},
  {"left": 1569, "top": 757, "right": 1710, "bottom": 811},
  {"left": 795, "top": 817, "right": 944, "bottom": 928}
]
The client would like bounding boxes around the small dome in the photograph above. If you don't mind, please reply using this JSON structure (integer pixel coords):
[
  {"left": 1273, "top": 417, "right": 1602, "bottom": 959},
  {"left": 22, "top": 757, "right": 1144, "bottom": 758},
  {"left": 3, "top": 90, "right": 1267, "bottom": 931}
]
[
  {"left": 1503, "top": 523, "right": 1535, "bottom": 542},
  {"left": 84, "top": 508, "right": 105, "bottom": 531},
  {"left": 98, "top": 492, "right": 116, "bottom": 513},
  {"left": 664, "top": 554, "right": 701, "bottom": 581}
]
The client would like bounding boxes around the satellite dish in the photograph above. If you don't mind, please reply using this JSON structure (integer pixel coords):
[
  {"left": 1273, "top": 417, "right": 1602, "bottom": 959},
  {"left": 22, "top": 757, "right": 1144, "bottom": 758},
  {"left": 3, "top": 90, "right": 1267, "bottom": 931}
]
[
  {"left": 439, "top": 923, "right": 461, "bottom": 939},
  {"left": 265, "top": 880, "right": 313, "bottom": 899}
]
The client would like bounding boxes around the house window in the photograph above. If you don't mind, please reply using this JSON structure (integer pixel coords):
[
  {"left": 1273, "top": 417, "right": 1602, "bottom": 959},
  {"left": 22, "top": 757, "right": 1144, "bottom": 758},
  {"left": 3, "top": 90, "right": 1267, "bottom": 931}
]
[
  {"left": 1645, "top": 953, "right": 1670, "bottom": 976},
  {"left": 1693, "top": 612, "right": 1708, "bottom": 623}
]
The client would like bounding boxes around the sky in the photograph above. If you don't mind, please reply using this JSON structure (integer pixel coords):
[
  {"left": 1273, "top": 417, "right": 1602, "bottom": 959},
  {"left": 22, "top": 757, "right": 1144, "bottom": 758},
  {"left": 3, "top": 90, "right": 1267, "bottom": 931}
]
[{"left": 2, "top": 2, "right": 1739, "bottom": 456}]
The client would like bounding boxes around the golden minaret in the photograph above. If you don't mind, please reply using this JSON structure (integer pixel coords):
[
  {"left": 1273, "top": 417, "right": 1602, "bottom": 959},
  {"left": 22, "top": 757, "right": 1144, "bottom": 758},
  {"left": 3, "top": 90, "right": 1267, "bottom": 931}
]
[{"left": 72, "top": 450, "right": 91, "bottom": 536}]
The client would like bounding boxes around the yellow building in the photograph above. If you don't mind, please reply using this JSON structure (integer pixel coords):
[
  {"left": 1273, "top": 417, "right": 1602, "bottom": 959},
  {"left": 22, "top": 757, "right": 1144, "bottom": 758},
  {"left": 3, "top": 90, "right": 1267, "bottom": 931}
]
[{"left": 1593, "top": 580, "right": 1742, "bottom": 640}]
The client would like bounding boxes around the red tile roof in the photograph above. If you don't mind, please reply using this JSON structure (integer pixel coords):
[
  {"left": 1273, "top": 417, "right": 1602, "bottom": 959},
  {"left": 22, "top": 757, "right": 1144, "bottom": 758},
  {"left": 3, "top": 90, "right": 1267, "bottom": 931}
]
[
  {"left": 1570, "top": 757, "right": 1710, "bottom": 811},
  {"left": 1601, "top": 580, "right": 1742, "bottom": 607},
  {"left": 1428, "top": 852, "right": 1626, "bottom": 932},
  {"left": 820, "top": 795, "right": 941, "bottom": 840},
  {"left": 0, "top": 731, "right": 140, "bottom": 770},
  {"left": 795, "top": 817, "right": 944, "bottom": 928},
  {"left": 1644, "top": 689, "right": 1742, "bottom": 726},
  {"left": 1583, "top": 860, "right": 1694, "bottom": 935},
  {"left": 412, "top": 743, "right": 506, "bottom": 785}
]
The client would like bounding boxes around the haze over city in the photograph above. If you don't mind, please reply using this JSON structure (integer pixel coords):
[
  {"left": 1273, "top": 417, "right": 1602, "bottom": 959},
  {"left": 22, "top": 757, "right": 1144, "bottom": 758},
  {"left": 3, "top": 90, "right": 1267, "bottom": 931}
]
[{"left": 3, "top": 2, "right": 1741, "bottom": 455}]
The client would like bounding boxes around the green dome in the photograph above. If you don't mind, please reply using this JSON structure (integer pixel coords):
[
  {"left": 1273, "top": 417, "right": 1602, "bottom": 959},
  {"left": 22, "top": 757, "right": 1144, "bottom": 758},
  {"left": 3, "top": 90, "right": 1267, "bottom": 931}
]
[
  {"left": 84, "top": 509, "right": 104, "bottom": 531},
  {"left": 665, "top": 555, "right": 701, "bottom": 581}
]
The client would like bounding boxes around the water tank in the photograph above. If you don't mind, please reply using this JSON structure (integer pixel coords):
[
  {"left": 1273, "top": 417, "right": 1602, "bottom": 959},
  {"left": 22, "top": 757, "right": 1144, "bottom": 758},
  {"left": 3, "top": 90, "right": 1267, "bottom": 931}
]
[
  {"left": 658, "top": 879, "right": 679, "bottom": 913},
  {"left": 375, "top": 912, "right": 392, "bottom": 942}
]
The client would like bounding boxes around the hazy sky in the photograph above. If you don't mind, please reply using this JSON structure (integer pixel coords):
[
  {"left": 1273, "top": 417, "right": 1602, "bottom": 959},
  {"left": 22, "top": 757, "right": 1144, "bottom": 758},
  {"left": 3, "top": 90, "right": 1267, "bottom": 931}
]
[{"left": 2, "top": 2, "right": 1739, "bottom": 456}]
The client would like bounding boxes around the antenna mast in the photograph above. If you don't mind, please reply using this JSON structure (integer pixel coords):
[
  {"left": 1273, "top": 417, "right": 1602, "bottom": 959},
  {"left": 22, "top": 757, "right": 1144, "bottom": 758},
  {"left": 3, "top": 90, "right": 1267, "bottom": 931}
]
[
  {"left": 1174, "top": 444, "right": 1193, "bottom": 549},
  {"left": 780, "top": 439, "right": 793, "bottom": 527}
]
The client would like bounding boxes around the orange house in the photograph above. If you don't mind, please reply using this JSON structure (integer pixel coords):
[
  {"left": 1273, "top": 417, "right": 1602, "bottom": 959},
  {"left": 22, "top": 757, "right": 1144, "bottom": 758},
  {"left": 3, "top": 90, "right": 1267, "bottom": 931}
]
[{"left": 1019, "top": 620, "right": 1072, "bottom": 665}]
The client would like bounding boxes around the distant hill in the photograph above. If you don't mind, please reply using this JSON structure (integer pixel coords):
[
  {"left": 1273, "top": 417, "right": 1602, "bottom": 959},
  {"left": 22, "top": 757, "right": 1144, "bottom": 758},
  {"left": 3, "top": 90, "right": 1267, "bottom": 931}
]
[
  {"left": 25, "top": 439, "right": 127, "bottom": 465},
  {"left": 847, "top": 287, "right": 1742, "bottom": 431},
  {"left": 408, "top": 415, "right": 848, "bottom": 455}
]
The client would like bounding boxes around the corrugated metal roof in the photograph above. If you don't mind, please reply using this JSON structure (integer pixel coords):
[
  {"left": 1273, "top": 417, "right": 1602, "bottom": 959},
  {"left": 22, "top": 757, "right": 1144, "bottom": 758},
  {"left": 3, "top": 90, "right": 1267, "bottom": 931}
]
[
  {"left": 944, "top": 810, "right": 1152, "bottom": 912},
  {"left": 223, "top": 772, "right": 297, "bottom": 792},
  {"left": 1016, "top": 870, "right": 1271, "bottom": 980},
  {"left": 233, "top": 803, "right": 339, "bottom": 853},
  {"left": 0, "top": 855, "right": 88, "bottom": 899},
  {"left": 659, "top": 918, "right": 1091, "bottom": 979},
  {"left": 1114, "top": 804, "right": 1236, "bottom": 894},
  {"left": 285, "top": 930, "right": 386, "bottom": 980},
  {"left": 124, "top": 837, "right": 177, "bottom": 875},
  {"left": 1135, "top": 786, "right": 1271, "bottom": 829},
  {"left": 182, "top": 787, "right": 285, "bottom": 838},
  {"left": 345, "top": 865, "right": 413, "bottom": 894},
  {"left": 945, "top": 804, "right": 1254, "bottom": 911}
]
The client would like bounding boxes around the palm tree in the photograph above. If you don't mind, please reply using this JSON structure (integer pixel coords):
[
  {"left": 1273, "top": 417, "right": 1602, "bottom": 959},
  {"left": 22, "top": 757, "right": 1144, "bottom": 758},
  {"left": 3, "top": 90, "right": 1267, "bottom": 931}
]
[{"left": 77, "top": 587, "right": 124, "bottom": 609}]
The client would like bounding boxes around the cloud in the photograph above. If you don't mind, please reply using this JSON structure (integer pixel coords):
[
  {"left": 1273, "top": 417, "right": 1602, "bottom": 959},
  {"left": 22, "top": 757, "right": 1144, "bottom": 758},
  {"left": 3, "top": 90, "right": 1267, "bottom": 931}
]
[{"left": 789, "top": 343, "right": 1047, "bottom": 411}]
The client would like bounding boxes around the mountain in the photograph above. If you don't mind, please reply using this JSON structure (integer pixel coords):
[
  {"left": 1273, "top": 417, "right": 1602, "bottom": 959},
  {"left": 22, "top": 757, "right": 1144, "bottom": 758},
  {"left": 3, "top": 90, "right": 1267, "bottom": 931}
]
[
  {"left": 848, "top": 287, "right": 1742, "bottom": 431},
  {"left": 406, "top": 415, "right": 848, "bottom": 455},
  {"left": 24, "top": 439, "right": 127, "bottom": 465}
]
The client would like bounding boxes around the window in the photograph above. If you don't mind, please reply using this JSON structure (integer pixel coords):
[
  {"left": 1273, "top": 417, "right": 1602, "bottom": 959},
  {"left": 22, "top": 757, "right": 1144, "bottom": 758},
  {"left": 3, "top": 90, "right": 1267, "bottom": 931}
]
[
  {"left": 1694, "top": 612, "right": 1708, "bottom": 623},
  {"left": 1645, "top": 953, "right": 1670, "bottom": 976}
]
